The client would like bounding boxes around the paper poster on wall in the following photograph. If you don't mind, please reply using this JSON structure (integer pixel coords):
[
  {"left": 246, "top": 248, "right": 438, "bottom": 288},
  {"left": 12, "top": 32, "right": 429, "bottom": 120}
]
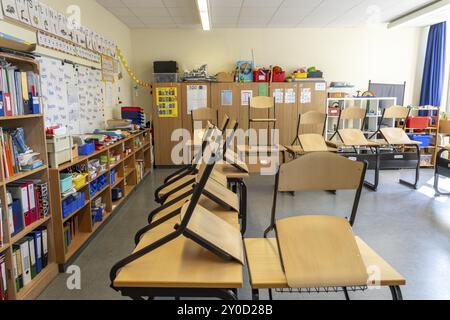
[
  {"left": 16, "top": 0, "right": 30, "bottom": 24},
  {"left": 29, "top": 0, "right": 40, "bottom": 28},
  {"left": 300, "top": 88, "right": 312, "bottom": 104},
  {"left": 101, "top": 54, "right": 114, "bottom": 82},
  {"left": 285, "top": 88, "right": 296, "bottom": 104},
  {"left": 1, "top": 0, "right": 18, "bottom": 20},
  {"left": 241, "top": 90, "right": 253, "bottom": 106},
  {"left": 221, "top": 90, "right": 233, "bottom": 106},
  {"left": 187, "top": 84, "right": 207, "bottom": 114},
  {"left": 315, "top": 82, "right": 326, "bottom": 91},
  {"left": 157, "top": 87, "right": 178, "bottom": 118},
  {"left": 273, "top": 89, "right": 284, "bottom": 104},
  {"left": 258, "top": 83, "right": 267, "bottom": 96},
  {"left": 104, "top": 82, "right": 113, "bottom": 107}
]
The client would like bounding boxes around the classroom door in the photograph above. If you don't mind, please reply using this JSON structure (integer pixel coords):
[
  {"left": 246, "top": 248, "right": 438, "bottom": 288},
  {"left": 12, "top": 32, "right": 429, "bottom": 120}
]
[
  {"left": 270, "top": 83, "right": 298, "bottom": 146},
  {"left": 152, "top": 83, "right": 183, "bottom": 166}
]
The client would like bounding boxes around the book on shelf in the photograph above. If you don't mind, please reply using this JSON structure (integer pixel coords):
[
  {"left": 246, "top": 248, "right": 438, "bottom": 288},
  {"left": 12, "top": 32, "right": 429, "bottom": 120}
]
[
  {"left": 0, "top": 201, "right": 4, "bottom": 247},
  {"left": 63, "top": 217, "right": 79, "bottom": 253},
  {"left": 0, "top": 63, "right": 41, "bottom": 117},
  {"left": 7, "top": 179, "right": 49, "bottom": 236},
  {"left": 12, "top": 226, "right": 49, "bottom": 292},
  {"left": 0, "top": 127, "right": 44, "bottom": 178},
  {"left": 0, "top": 253, "right": 7, "bottom": 300}
]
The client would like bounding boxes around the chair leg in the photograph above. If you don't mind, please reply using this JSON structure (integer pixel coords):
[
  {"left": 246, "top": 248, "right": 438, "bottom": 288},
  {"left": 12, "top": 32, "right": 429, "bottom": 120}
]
[
  {"left": 268, "top": 288, "right": 273, "bottom": 300},
  {"left": 342, "top": 287, "right": 350, "bottom": 300},
  {"left": 252, "top": 289, "right": 260, "bottom": 301},
  {"left": 390, "top": 286, "right": 403, "bottom": 300}
]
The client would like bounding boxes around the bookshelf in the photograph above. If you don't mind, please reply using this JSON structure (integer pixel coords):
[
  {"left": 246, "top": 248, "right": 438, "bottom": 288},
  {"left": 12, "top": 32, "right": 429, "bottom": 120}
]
[
  {"left": 49, "top": 129, "right": 152, "bottom": 269},
  {"left": 0, "top": 48, "right": 58, "bottom": 300}
]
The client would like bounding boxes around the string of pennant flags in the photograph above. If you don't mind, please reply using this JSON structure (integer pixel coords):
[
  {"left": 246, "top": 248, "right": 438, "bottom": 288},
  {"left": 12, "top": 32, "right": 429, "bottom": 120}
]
[{"left": 117, "top": 46, "right": 152, "bottom": 88}]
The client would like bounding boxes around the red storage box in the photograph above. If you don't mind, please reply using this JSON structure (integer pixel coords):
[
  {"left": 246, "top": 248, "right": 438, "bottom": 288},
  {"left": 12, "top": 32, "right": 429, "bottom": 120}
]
[
  {"left": 272, "top": 71, "right": 286, "bottom": 82},
  {"left": 253, "top": 70, "right": 270, "bottom": 82},
  {"left": 406, "top": 116, "right": 430, "bottom": 129}
]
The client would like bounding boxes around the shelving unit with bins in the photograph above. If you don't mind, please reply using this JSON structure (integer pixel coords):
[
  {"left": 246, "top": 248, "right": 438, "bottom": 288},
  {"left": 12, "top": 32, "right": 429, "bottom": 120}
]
[
  {"left": 326, "top": 97, "right": 397, "bottom": 140},
  {"left": 0, "top": 50, "right": 58, "bottom": 300},
  {"left": 48, "top": 129, "right": 152, "bottom": 269},
  {"left": 405, "top": 106, "right": 440, "bottom": 168}
]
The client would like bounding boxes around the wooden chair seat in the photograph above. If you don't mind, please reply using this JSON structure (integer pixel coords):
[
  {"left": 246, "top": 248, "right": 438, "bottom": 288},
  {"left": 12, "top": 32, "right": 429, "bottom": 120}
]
[
  {"left": 277, "top": 216, "right": 368, "bottom": 288},
  {"left": 224, "top": 149, "right": 249, "bottom": 173},
  {"left": 214, "top": 163, "right": 250, "bottom": 179},
  {"left": 204, "top": 179, "right": 240, "bottom": 211},
  {"left": 155, "top": 196, "right": 240, "bottom": 229},
  {"left": 244, "top": 236, "right": 405, "bottom": 289},
  {"left": 285, "top": 145, "right": 337, "bottom": 155},
  {"left": 338, "top": 129, "right": 381, "bottom": 147},
  {"left": 380, "top": 128, "right": 421, "bottom": 146},
  {"left": 181, "top": 202, "right": 244, "bottom": 264},
  {"left": 158, "top": 175, "right": 196, "bottom": 198}
]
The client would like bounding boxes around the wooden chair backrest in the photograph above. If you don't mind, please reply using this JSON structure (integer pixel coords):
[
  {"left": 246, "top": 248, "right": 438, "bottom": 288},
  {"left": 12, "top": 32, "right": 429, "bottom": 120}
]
[
  {"left": 340, "top": 107, "right": 367, "bottom": 121},
  {"left": 383, "top": 105, "right": 409, "bottom": 120},
  {"left": 299, "top": 134, "right": 328, "bottom": 152},
  {"left": 250, "top": 96, "right": 275, "bottom": 109},
  {"left": 298, "top": 111, "right": 326, "bottom": 135},
  {"left": 278, "top": 152, "right": 365, "bottom": 192},
  {"left": 192, "top": 108, "right": 219, "bottom": 127}
]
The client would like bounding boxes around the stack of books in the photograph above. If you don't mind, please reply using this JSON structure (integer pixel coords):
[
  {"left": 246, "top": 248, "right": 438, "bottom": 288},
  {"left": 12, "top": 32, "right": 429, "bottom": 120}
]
[
  {"left": 0, "top": 127, "right": 44, "bottom": 178},
  {"left": 0, "top": 253, "right": 7, "bottom": 300},
  {"left": 12, "top": 227, "right": 49, "bottom": 292},
  {"left": 0, "top": 64, "right": 41, "bottom": 116},
  {"left": 7, "top": 180, "right": 50, "bottom": 237}
]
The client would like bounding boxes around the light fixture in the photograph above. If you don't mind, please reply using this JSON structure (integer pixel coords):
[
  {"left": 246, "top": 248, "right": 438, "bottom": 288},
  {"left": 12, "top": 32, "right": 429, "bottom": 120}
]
[
  {"left": 388, "top": 0, "right": 450, "bottom": 28},
  {"left": 197, "top": 0, "right": 211, "bottom": 31}
]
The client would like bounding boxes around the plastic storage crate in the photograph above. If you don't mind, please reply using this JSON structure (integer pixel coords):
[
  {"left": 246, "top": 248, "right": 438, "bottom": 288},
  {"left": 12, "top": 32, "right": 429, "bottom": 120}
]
[
  {"left": 110, "top": 169, "right": 116, "bottom": 186},
  {"left": 89, "top": 174, "right": 108, "bottom": 197},
  {"left": 408, "top": 134, "right": 433, "bottom": 147},
  {"left": 62, "top": 192, "right": 85, "bottom": 219},
  {"left": 153, "top": 73, "right": 178, "bottom": 83},
  {"left": 78, "top": 142, "right": 96, "bottom": 156},
  {"left": 47, "top": 135, "right": 72, "bottom": 153},
  {"left": 48, "top": 148, "right": 72, "bottom": 168},
  {"left": 60, "top": 174, "right": 73, "bottom": 193}
]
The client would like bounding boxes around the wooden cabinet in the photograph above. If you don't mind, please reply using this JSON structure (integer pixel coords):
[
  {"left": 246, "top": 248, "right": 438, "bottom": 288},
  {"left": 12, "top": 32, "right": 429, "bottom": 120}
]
[
  {"left": 270, "top": 83, "right": 299, "bottom": 146},
  {"left": 180, "top": 83, "right": 212, "bottom": 133}
]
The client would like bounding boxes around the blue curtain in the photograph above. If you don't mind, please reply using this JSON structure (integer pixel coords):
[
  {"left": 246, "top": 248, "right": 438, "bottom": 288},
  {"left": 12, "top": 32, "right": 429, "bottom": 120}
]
[{"left": 420, "top": 22, "right": 447, "bottom": 107}]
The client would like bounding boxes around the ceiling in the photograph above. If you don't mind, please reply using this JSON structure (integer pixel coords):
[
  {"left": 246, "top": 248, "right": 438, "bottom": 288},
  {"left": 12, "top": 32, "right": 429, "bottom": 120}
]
[{"left": 96, "top": 0, "right": 438, "bottom": 29}]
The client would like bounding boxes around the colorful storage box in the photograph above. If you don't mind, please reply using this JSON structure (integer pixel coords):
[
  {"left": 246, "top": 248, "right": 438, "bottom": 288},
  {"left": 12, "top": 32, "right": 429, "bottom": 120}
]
[
  {"left": 62, "top": 192, "right": 85, "bottom": 219},
  {"left": 78, "top": 142, "right": 95, "bottom": 156},
  {"left": 406, "top": 117, "right": 430, "bottom": 129},
  {"left": 408, "top": 134, "right": 433, "bottom": 147},
  {"left": 272, "top": 71, "right": 286, "bottom": 82},
  {"left": 60, "top": 174, "right": 73, "bottom": 193}
]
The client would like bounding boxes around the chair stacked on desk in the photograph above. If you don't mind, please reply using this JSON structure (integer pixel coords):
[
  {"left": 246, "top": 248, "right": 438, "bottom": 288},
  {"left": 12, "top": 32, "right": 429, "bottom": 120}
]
[
  {"left": 110, "top": 134, "right": 245, "bottom": 300},
  {"left": 244, "top": 152, "right": 406, "bottom": 300}
]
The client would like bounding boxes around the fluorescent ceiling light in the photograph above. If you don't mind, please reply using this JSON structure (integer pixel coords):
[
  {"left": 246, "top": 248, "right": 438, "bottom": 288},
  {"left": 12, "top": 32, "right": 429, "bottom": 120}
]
[
  {"left": 197, "top": 0, "right": 210, "bottom": 31},
  {"left": 389, "top": 0, "right": 450, "bottom": 28}
]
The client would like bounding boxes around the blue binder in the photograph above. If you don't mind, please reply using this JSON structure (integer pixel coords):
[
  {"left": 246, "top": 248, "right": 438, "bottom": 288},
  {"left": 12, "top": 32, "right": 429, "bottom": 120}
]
[
  {"left": 0, "top": 91, "right": 4, "bottom": 116},
  {"left": 11, "top": 200, "right": 24, "bottom": 236},
  {"left": 29, "top": 231, "right": 42, "bottom": 274}
]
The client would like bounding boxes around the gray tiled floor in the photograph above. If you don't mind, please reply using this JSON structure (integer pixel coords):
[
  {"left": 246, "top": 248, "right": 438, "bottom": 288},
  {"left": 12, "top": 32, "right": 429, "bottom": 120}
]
[{"left": 38, "top": 168, "right": 450, "bottom": 300}]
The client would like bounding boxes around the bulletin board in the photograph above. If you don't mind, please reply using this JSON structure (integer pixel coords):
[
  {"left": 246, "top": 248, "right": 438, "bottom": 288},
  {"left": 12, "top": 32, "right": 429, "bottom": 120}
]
[{"left": 39, "top": 56, "right": 104, "bottom": 134}]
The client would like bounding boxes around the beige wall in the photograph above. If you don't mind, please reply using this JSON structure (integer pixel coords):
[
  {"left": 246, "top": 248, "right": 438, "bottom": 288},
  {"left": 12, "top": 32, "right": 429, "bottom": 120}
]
[
  {"left": 132, "top": 27, "right": 425, "bottom": 117},
  {"left": 0, "top": 0, "right": 134, "bottom": 120}
]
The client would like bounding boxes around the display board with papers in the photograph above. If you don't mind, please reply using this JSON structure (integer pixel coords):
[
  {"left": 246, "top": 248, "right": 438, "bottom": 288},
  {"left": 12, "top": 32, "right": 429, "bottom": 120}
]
[{"left": 39, "top": 56, "right": 104, "bottom": 134}]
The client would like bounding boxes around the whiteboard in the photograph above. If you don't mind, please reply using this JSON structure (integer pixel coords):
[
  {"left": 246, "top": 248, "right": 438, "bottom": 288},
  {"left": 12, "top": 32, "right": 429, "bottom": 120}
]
[{"left": 39, "top": 56, "right": 105, "bottom": 134}]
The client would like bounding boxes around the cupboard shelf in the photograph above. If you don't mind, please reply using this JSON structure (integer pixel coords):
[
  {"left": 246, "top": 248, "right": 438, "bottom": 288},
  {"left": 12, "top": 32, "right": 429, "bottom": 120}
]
[{"left": 49, "top": 129, "right": 152, "bottom": 269}]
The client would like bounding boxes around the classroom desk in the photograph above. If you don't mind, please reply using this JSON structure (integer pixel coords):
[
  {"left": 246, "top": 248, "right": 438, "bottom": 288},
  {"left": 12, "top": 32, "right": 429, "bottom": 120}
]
[
  {"left": 113, "top": 198, "right": 243, "bottom": 300},
  {"left": 237, "top": 145, "right": 287, "bottom": 175}
]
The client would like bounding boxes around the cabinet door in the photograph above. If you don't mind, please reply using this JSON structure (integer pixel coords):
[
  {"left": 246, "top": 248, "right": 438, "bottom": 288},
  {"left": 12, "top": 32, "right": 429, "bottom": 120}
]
[
  {"left": 152, "top": 83, "right": 183, "bottom": 165},
  {"left": 298, "top": 81, "right": 327, "bottom": 115},
  {"left": 181, "top": 83, "right": 211, "bottom": 133},
  {"left": 271, "top": 83, "right": 298, "bottom": 146}
]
